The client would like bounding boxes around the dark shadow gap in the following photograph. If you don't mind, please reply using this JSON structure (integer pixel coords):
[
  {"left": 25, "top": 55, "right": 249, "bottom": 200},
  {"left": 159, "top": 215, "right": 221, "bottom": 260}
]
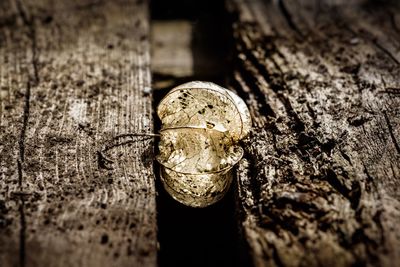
[{"left": 150, "top": 1, "right": 242, "bottom": 266}]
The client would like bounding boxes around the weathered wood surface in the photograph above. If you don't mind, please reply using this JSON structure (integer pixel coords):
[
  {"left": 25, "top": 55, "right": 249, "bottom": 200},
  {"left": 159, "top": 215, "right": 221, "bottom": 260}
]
[
  {"left": 0, "top": 0, "right": 157, "bottom": 266},
  {"left": 228, "top": 0, "right": 400, "bottom": 266},
  {"left": 151, "top": 20, "right": 194, "bottom": 80}
]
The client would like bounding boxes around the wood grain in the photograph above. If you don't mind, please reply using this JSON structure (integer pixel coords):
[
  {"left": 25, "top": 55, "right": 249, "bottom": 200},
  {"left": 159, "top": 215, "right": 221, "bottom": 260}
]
[
  {"left": 228, "top": 0, "right": 400, "bottom": 266},
  {"left": 0, "top": 0, "right": 157, "bottom": 266}
]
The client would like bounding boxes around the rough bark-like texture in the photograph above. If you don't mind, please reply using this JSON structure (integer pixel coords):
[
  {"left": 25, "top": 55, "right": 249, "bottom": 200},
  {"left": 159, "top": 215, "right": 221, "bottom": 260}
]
[
  {"left": 0, "top": 0, "right": 157, "bottom": 266},
  {"left": 228, "top": 0, "right": 400, "bottom": 266}
]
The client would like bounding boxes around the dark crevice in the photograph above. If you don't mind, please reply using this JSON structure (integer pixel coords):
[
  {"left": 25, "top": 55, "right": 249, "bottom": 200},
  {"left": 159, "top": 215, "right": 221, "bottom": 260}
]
[
  {"left": 383, "top": 111, "right": 400, "bottom": 154},
  {"left": 234, "top": 25, "right": 305, "bottom": 133},
  {"left": 16, "top": 160, "right": 26, "bottom": 267},
  {"left": 151, "top": 1, "right": 248, "bottom": 267},
  {"left": 362, "top": 163, "right": 379, "bottom": 194},
  {"left": 18, "top": 198, "right": 26, "bottom": 267},
  {"left": 373, "top": 40, "right": 400, "bottom": 66},
  {"left": 242, "top": 150, "right": 263, "bottom": 211},
  {"left": 271, "top": 244, "right": 285, "bottom": 267},
  {"left": 15, "top": 0, "right": 39, "bottom": 85},
  {"left": 339, "top": 149, "right": 353, "bottom": 166},
  {"left": 234, "top": 58, "right": 276, "bottom": 119},
  {"left": 276, "top": 93, "right": 305, "bottom": 133},
  {"left": 232, "top": 164, "right": 256, "bottom": 267},
  {"left": 17, "top": 80, "right": 31, "bottom": 164},
  {"left": 325, "top": 169, "right": 361, "bottom": 210},
  {"left": 390, "top": 11, "right": 400, "bottom": 35},
  {"left": 276, "top": 0, "right": 304, "bottom": 39},
  {"left": 231, "top": 25, "right": 279, "bottom": 120},
  {"left": 14, "top": 0, "right": 38, "bottom": 266}
]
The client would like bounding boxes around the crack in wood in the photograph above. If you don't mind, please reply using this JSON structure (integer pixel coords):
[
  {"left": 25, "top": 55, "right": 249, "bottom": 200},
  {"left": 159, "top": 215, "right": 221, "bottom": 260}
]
[
  {"left": 383, "top": 111, "right": 400, "bottom": 154},
  {"left": 277, "top": 0, "right": 304, "bottom": 39},
  {"left": 389, "top": 11, "right": 400, "bottom": 35},
  {"left": 15, "top": 0, "right": 39, "bottom": 84},
  {"left": 372, "top": 40, "right": 400, "bottom": 66},
  {"left": 235, "top": 25, "right": 307, "bottom": 133},
  {"left": 14, "top": 0, "right": 36, "bottom": 265}
]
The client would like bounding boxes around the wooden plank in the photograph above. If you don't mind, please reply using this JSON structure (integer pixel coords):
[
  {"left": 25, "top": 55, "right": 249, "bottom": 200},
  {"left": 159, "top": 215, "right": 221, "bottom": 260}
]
[
  {"left": 0, "top": 0, "right": 157, "bottom": 266},
  {"left": 151, "top": 20, "right": 194, "bottom": 79},
  {"left": 228, "top": 0, "right": 400, "bottom": 266},
  {"left": 0, "top": 1, "right": 30, "bottom": 265}
]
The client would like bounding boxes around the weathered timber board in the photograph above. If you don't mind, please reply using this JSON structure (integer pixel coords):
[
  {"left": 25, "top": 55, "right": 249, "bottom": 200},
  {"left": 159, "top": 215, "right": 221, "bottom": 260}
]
[
  {"left": 228, "top": 0, "right": 400, "bottom": 266},
  {"left": 0, "top": 0, "right": 157, "bottom": 266}
]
